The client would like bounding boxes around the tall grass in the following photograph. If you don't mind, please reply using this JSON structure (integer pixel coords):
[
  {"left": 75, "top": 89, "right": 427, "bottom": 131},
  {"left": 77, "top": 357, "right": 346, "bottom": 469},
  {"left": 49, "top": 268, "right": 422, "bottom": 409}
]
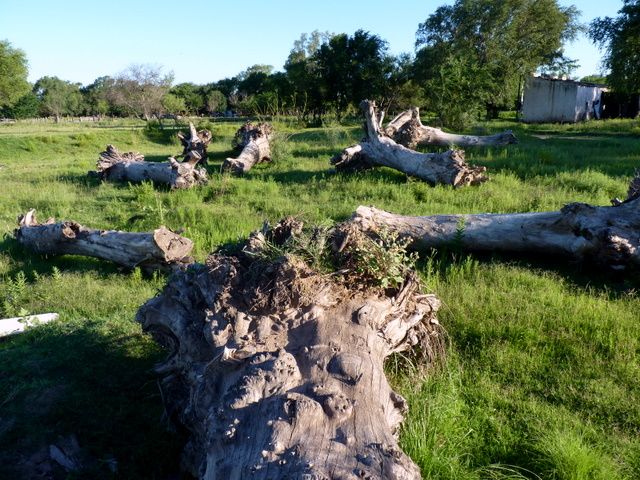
[{"left": 0, "top": 117, "right": 638, "bottom": 479}]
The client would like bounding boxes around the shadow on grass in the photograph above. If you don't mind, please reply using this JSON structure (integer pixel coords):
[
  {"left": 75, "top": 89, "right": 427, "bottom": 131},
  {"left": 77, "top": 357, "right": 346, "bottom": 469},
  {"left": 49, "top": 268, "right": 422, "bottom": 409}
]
[{"left": 0, "top": 317, "right": 184, "bottom": 480}]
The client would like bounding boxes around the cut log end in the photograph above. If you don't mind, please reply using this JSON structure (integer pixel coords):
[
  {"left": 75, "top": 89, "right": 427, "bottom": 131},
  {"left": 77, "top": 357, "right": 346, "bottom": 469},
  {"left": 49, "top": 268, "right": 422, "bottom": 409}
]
[
  {"left": 222, "top": 122, "right": 274, "bottom": 175},
  {"left": 137, "top": 219, "right": 444, "bottom": 479}
]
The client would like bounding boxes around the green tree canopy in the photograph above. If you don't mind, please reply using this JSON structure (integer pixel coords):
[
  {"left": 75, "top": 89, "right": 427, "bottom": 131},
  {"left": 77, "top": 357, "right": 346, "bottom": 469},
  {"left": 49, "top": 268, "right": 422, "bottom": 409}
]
[
  {"left": 590, "top": 0, "right": 640, "bottom": 94},
  {"left": 0, "top": 40, "right": 30, "bottom": 109},
  {"left": 414, "top": 0, "right": 581, "bottom": 125},
  {"left": 33, "top": 76, "right": 83, "bottom": 120}
]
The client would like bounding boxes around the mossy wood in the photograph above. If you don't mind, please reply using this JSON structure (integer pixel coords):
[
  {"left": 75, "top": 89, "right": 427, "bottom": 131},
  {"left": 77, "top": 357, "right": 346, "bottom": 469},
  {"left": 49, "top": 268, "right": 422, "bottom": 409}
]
[
  {"left": 331, "top": 100, "right": 488, "bottom": 187},
  {"left": 137, "top": 221, "right": 443, "bottom": 479},
  {"left": 15, "top": 209, "right": 193, "bottom": 271}
]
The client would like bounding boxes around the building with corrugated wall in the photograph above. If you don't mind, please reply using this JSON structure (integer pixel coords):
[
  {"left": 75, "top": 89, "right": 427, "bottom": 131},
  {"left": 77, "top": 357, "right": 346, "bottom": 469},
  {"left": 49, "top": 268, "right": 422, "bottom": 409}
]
[{"left": 522, "top": 76, "right": 607, "bottom": 123}]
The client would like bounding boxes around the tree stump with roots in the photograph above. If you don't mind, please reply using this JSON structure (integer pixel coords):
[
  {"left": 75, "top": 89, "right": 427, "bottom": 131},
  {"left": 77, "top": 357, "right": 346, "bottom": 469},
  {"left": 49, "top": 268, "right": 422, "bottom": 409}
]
[{"left": 137, "top": 220, "right": 444, "bottom": 479}]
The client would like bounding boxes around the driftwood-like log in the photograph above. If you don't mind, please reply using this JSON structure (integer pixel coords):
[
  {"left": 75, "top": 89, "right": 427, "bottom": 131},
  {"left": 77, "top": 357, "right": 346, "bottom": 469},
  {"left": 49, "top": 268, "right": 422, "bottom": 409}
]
[
  {"left": 16, "top": 209, "right": 193, "bottom": 271},
  {"left": 385, "top": 107, "right": 517, "bottom": 149},
  {"left": 222, "top": 122, "right": 273, "bottom": 174},
  {"left": 178, "top": 122, "right": 212, "bottom": 164},
  {"left": 95, "top": 145, "right": 207, "bottom": 189},
  {"left": 332, "top": 101, "right": 488, "bottom": 187},
  {"left": 350, "top": 175, "right": 640, "bottom": 271},
  {"left": 137, "top": 221, "right": 443, "bottom": 479}
]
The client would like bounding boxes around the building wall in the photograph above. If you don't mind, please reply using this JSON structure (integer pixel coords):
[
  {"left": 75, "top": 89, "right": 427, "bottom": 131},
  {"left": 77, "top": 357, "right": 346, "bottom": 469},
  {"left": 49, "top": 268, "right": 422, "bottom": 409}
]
[
  {"left": 522, "top": 77, "right": 578, "bottom": 122},
  {"left": 575, "top": 84, "right": 605, "bottom": 121}
]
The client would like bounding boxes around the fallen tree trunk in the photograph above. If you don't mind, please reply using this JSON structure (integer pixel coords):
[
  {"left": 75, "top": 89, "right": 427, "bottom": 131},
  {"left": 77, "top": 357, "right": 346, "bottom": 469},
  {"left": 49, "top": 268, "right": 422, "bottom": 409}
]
[
  {"left": 332, "top": 100, "right": 488, "bottom": 187},
  {"left": 15, "top": 209, "right": 193, "bottom": 271},
  {"left": 178, "top": 122, "right": 212, "bottom": 164},
  {"left": 385, "top": 107, "right": 517, "bottom": 149},
  {"left": 222, "top": 122, "right": 273, "bottom": 174},
  {"left": 95, "top": 145, "right": 207, "bottom": 189},
  {"left": 350, "top": 175, "right": 640, "bottom": 270},
  {"left": 137, "top": 220, "right": 443, "bottom": 479}
]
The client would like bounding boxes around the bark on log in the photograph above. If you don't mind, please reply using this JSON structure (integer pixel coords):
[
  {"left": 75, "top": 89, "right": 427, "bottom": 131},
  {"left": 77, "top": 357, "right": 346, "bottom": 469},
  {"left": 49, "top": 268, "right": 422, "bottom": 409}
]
[
  {"left": 331, "top": 100, "right": 488, "bottom": 187},
  {"left": 15, "top": 209, "right": 193, "bottom": 271},
  {"left": 222, "top": 122, "right": 273, "bottom": 174},
  {"left": 385, "top": 107, "right": 517, "bottom": 149},
  {"left": 178, "top": 122, "right": 212, "bottom": 164},
  {"left": 95, "top": 145, "right": 208, "bottom": 189},
  {"left": 137, "top": 221, "right": 444, "bottom": 479},
  {"left": 350, "top": 175, "right": 640, "bottom": 271}
]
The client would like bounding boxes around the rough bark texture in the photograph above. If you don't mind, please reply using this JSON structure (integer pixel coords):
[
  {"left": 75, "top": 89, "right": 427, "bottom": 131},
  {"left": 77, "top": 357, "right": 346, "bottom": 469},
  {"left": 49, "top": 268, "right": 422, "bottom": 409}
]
[
  {"left": 350, "top": 175, "right": 640, "bottom": 271},
  {"left": 95, "top": 144, "right": 208, "bottom": 189},
  {"left": 137, "top": 221, "right": 443, "bottom": 479},
  {"left": 385, "top": 107, "right": 517, "bottom": 149},
  {"left": 178, "top": 122, "right": 212, "bottom": 165},
  {"left": 331, "top": 101, "right": 488, "bottom": 187},
  {"left": 15, "top": 209, "right": 193, "bottom": 271},
  {"left": 222, "top": 122, "right": 274, "bottom": 174}
]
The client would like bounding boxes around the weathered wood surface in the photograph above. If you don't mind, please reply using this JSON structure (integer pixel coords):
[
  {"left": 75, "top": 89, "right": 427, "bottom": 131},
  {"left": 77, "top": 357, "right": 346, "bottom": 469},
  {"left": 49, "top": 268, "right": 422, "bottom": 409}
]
[
  {"left": 350, "top": 175, "right": 640, "bottom": 270},
  {"left": 178, "top": 122, "right": 212, "bottom": 164},
  {"left": 16, "top": 209, "right": 193, "bottom": 271},
  {"left": 385, "top": 107, "right": 517, "bottom": 148},
  {"left": 332, "top": 100, "right": 488, "bottom": 187},
  {"left": 137, "top": 221, "right": 443, "bottom": 479},
  {"left": 95, "top": 144, "right": 208, "bottom": 189},
  {"left": 222, "top": 122, "right": 273, "bottom": 174}
]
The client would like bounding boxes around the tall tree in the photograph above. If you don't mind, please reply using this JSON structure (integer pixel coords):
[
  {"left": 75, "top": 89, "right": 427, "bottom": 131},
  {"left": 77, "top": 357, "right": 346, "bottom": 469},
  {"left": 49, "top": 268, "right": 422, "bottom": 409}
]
[
  {"left": 590, "top": 0, "right": 640, "bottom": 94},
  {"left": 33, "top": 76, "right": 83, "bottom": 121},
  {"left": 81, "top": 76, "right": 115, "bottom": 116},
  {"left": 0, "top": 40, "right": 30, "bottom": 109},
  {"left": 414, "top": 0, "right": 581, "bottom": 125},
  {"left": 109, "top": 64, "right": 173, "bottom": 120},
  {"left": 316, "top": 30, "right": 393, "bottom": 116},
  {"left": 170, "top": 83, "right": 205, "bottom": 115}
]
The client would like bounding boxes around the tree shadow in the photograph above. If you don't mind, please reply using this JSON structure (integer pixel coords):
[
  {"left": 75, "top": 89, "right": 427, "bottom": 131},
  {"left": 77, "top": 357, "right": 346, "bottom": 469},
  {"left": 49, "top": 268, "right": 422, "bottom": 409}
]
[{"left": 0, "top": 317, "right": 184, "bottom": 479}]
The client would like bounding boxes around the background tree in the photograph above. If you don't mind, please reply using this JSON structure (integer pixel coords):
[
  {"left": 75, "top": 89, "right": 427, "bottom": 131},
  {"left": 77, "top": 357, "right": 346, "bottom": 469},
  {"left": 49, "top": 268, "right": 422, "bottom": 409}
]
[
  {"left": 1, "top": 92, "right": 39, "bottom": 119},
  {"left": 205, "top": 90, "right": 227, "bottom": 115},
  {"left": 109, "top": 64, "right": 173, "bottom": 120},
  {"left": 161, "top": 93, "right": 186, "bottom": 116},
  {"left": 33, "top": 76, "right": 83, "bottom": 121},
  {"left": 0, "top": 40, "right": 30, "bottom": 109},
  {"left": 81, "top": 76, "right": 115, "bottom": 116},
  {"left": 414, "top": 0, "right": 581, "bottom": 126},
  {"left": 316, "top": 30, "right": 393, "bottom": 117},
  {"left": 170, "top": 83, "right": 204, "bottom": 115},
  {"left": 590, "top": 0, "right": 640, "bottom": 94}
]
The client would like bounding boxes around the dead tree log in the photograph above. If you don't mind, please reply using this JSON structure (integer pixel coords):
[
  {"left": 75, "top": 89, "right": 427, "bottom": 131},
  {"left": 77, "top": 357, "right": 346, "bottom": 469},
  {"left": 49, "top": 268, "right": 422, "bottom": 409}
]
[
  {"left": 15, "top": 209, "right": 193, "bottom": 271},
  {"left": 350, "top": 175, "right": 640, "bottom": 271},
  {"left": 137, "top": 221, "right": 444, "bottom": 479},
  {"left": 178, "top": 122, "right": 212, "bottom": 164},
  {"left": 385, "top": 107, "right": 517, "bottom": 149},
  {"left": 222, "top": 122, "right": 273, "bottom": 174},
  {"left": 95, "top": 145, "right": 208, "bottom": 189},
  {"left": 332, "top": 101, "right": 488, "bottom": 187}
]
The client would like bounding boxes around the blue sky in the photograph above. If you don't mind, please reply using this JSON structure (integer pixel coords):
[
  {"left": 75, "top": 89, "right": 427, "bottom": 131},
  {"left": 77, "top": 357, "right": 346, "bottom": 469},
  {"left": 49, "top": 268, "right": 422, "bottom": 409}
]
[{"left": 0, "top": 0, "right": 622, "bottom": 86}]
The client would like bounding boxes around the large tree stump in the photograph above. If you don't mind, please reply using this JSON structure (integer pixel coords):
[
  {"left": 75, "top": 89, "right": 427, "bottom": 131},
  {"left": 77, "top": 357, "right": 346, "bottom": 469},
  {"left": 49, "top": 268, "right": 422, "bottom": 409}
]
[
  {"left": 332, "top": 101, "right": 488, "bottom": 187},
  {"left": 15, "top": 209, "right": 193, "bottom": 271},
  {"left": 385, "top": 107, "right": 517, "bottom": 149},
  {"left": 222, "top": 122, "right": 273, "bottom": 174},
  {"left": 137, "top": 221, "right": 443, "bottom": 479},
  {"left": 178, "top": 122, "right": 212, "bottom": 165},
  {"left": 350, "top": 175, "right": 640, "bottom": 271},
  {"left": 95, "top": 145, "right": 208, "bottom": 189}
]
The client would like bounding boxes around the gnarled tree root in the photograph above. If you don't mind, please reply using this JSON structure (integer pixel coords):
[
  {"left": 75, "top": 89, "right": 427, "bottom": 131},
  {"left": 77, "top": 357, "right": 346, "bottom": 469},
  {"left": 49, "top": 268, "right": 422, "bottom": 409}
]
[
  {"left": 222, "top": 122, "right": 273, "bottom": 174},
  {"left": 137, "top": 221, "right": 443, "bottom": 479},
  {"left": 331, "top": 100, "right": 488, "bottom": 187},
  {"left": 15, "top": 209, "right": 193, "bottom": 271},
  {"left": 350, "top": 174, "right": 640, "bottom": 271},
  {"left": 95, "top": 144, "right": 208, "bottom": 189},
  {"left": 385, "top": 107, "right": 517, "bottom": 149},
  {"left": 178, "top": 122, "right": 212, "bottom": 165}
]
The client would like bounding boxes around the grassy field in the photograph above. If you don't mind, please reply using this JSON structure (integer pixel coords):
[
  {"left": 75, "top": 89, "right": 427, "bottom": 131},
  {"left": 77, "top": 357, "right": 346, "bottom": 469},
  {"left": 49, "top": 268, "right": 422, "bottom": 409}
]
[{"left": 0, "top": 116, "right": 639, "bottom": 479}]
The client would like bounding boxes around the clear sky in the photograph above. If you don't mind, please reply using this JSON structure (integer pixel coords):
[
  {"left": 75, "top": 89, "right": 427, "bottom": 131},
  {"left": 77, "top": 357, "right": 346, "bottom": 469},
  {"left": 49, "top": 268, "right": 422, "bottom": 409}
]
[{"left": 0, "top": 0, "right": 622, "bottom": 86}]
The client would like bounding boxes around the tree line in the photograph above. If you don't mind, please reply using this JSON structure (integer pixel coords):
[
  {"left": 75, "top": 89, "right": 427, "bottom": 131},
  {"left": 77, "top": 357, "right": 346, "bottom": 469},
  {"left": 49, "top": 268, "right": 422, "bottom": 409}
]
[{"left": 1, "top": 0, "right": 638, "bottom": 128}]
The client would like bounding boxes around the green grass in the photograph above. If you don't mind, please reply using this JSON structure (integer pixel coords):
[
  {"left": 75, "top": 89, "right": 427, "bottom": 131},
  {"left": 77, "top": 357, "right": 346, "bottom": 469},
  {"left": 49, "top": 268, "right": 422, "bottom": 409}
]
[{"left": 0, "top": 116, "right": 639, "bottom": 479}]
